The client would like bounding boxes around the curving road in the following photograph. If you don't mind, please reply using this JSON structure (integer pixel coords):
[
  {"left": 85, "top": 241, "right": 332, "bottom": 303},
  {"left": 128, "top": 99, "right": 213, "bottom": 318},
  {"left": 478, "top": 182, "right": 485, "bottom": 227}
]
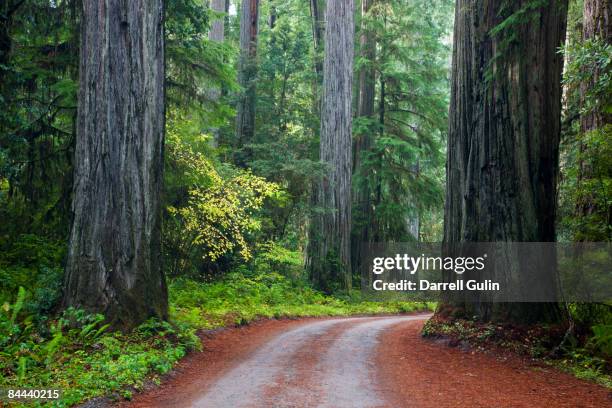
[
  {"left": 121, "top": 314, "right": 611, "bottom": 408},
  {"left": 192, "top": 316, "right": 426, "bottom": 408}
]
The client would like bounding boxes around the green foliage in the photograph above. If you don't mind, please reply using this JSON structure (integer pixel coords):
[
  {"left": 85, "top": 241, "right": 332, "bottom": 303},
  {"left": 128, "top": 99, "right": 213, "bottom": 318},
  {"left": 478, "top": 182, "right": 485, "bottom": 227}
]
[
  {"left": 1, "top": 269, "right": 431, "bottom": 407},
  {"left": 170, "top": 270, "right": 433, "bottom": 330},
  {"left": 352, "top": 0, "right": 452, "bottom": 242},
  {"left": 0, "top": 234, "right": 65, "bottom": 268},
  {"left": 563, "top": 39, "right": 612, "bottom": 117},
  {"left": 252, "top": 241, "right": 304, "bottom": 279},
  {"left": 164, "top": 114, "right": 282, "bottom": 277},
  {"left": 166, "top": 0, "right": 236, "bottom": 120},
  {"left": 243, "top": 0, "right": 323, "bottom": 245},
  {"left": 0, "top": 234, "right": 64, "bottom": 319},
  {"left": 590, "top": 324, "right": 612, "bottom": 357},
  {"left": 558, "top": 35, "right": 612, "bottom": 242},
  {"left": 0, "top": 293, "right": 199, "bottom": 407},
  {"left": 0, "top": 1, "right": 78, "bottom": 241}
]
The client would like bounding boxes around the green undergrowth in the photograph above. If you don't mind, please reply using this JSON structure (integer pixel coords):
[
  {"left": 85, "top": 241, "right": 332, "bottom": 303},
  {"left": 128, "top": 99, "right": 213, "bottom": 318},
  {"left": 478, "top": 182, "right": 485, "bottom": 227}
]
[
  {"left": 169, "top": 271, "right": 434, "bottom": 329},
  {"left": 422, "top": 316, "right": 612, "bottom": 389},
  {"left": 1, "top": 273, "right": 432, "bottom": 407}
]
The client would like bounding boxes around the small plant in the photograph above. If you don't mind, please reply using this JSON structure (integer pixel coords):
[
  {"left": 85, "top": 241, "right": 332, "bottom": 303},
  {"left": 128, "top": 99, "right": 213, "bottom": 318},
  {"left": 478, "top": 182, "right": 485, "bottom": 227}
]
[{"left": 590, "top": 324, "right": 612, "bottom": 357}]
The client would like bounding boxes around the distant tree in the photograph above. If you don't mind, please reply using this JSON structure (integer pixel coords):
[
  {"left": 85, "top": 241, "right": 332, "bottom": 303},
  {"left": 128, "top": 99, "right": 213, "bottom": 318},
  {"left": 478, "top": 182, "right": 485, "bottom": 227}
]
[
  {"left": 209, "top": 0, "right": 226, "bottom": 43},
  {"left": 442, "top": 0, "right": 568, "bottom": 323},
  {"left": 208, "top": 0, "right": 226, "bottom": 147},
  {"left": 308, "top": 0, "right": 325, "bottom": 77},
  {"left": 235, "top": 0, "right": 260, "bottom": 165},
  {"left": 64, "top": 0, "right": 167, "bottom": 329},
  {"left": 573, "top": 0, "right": 611, "bottom": 240},
  {"left": 352, "top": 0, "right": 451, "bottom": 261},
  {"left": 308, "top": 0, "right": 354, "bottom": 292},
  {"left": 352, "top": 0, "right": 376, "bottom": 278}
]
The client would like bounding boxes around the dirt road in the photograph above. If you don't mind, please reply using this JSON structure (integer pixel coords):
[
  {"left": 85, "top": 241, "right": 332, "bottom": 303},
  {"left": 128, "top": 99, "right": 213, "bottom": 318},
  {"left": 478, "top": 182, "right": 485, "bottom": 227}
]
[{"left": 121, "top": 315, "right": 611, "bottom": 408}]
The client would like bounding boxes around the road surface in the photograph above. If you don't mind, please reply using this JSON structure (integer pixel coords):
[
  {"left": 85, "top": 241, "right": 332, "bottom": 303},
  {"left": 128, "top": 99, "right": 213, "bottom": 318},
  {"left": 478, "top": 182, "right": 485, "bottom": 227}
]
[{"left": 121, "top": 315, "right": 611, "bottom": 408}]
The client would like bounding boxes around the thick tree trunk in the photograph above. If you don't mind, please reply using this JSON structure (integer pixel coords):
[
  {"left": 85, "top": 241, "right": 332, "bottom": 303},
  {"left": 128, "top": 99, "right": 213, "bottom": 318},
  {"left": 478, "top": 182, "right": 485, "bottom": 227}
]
[
  {"left": 308, "top": 0, "right": 354, "bottom": 292},
  {"left": 575, "top": 0, "right": 611, "bottom": 238},
  {"left": 442, "top": 0, "right": 568, "bottom": 323},
  {"left": 235, "top": 0, "right": 259, "bottom": 165},
  {"left": 351, "top": 0, "right": 376, "bottom": 282},
  {"left": 64, "top": 0, "right": 167, "bottom": 330}
]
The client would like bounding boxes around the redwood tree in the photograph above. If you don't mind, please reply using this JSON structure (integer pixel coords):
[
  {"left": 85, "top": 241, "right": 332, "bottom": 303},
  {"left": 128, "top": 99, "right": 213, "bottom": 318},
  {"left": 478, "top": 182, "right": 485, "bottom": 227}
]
[
  {"left": 235, "top": 0, "right": 259, "bottom": 165},
  {"left": 209, "top": 0, "right": 226, "bottom": 43},
  {"left": 64, "top": 0, "right": 167, "bottom": 329},
  {"left": 352, "top": 0, "right": 376, "bottom": 279},
  {"left": 442, "top": 0, "right": 568, "bottom": 322},
  {"left": 308, "top": 0, "right": 355, "bottom": 292},
  {"left": 208, "top": 0, "right": 226, "bottom": 147}
]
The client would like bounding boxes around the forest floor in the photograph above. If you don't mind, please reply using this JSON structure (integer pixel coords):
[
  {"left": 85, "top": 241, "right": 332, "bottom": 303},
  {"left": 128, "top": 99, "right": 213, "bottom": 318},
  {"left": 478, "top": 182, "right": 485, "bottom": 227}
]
[{"left": 114, "top": 314, "right": 612, "bottom": 408}]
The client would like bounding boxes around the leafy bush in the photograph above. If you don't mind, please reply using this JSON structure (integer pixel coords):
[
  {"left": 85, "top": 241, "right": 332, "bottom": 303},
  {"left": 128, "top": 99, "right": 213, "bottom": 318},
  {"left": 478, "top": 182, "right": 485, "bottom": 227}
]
[
  {"left": 163, "top": 116, "right": 282, "bottom": 278},
  {"left": 252, "top": 241, "right": 303, "bottom": 279},
  {"left": 0, "top": 234, "right": 65, "bottom": 268}
]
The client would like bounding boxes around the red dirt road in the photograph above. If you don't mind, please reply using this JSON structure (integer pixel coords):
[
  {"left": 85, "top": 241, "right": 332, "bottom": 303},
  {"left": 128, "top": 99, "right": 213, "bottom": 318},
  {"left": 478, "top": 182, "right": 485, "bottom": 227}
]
[{"left": 120, "top": 315, "right": 611, "bottom": 408}]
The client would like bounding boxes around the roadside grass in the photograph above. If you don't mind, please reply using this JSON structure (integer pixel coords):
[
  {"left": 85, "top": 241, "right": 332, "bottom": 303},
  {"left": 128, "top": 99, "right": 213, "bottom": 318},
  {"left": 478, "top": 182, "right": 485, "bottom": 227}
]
[
  {"left": 0, "top": 273, "right": 432, "bottom": 407},
  {"left": 169, "top": 272, "right": 434, "bottom": 329}
]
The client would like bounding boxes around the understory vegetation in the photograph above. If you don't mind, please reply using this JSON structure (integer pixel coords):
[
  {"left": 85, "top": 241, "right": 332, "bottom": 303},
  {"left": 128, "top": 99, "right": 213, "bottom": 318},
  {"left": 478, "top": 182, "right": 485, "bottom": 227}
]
[{"left": 0, "top": 238, "right": 431, "bottom": 407}]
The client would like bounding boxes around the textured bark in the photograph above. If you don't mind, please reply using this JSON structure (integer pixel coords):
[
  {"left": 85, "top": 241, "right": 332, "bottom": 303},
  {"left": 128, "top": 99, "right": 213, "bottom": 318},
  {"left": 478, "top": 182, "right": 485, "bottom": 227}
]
[
  {"left": 442, "top": 0, "right": 568, "bottom": 323},
  {"left": 351, "top": 0, "right": 376, "bottom": 279},
  {"left": 64, "top": 0, "right": 167, "bottom": 329},
  {"left": 575, "top": 0, "right": 611, "bottom": 235},
  {"left": 308, "top": 0, "right": 354, "bottom": 292},
  {"left": 235, "top": 0, "right": 259, "bottom": 165}
]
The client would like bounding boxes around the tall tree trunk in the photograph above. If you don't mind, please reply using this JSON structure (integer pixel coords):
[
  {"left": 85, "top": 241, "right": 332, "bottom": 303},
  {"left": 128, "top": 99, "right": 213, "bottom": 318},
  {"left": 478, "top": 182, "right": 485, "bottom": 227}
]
[
  {"left": 235, "top": 0, "right": 259, "bottom": 166},
  {"left": 441, "top": 0, "right": 568, "bottom": 323},
  {"left": 309, "top": 0, "right": 325, "bottom": 77},
  {"left": 308, "top": 0, "right": 354, "bottom": 292},
  {"left": 575, "top": 0, "right": 611, "bottom": 239},
  {"left": 351, "top": 0, "right": 376, "bottom": 281},
  {"left": 308, "top": 0, "right": 325, "bottom": 131},
  {"left": 64, "top": 0, "right": 167, "bottom": 330},
  {"left": 209, "top": 0, "right": 225, "bottom": 43},
  {"left": 208, "top": 0, "right": 226, "bottom": 148}
]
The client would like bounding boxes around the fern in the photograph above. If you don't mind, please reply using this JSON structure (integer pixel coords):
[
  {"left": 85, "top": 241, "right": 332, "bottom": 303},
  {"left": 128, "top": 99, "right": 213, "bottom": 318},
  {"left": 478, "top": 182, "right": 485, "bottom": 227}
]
[
  {"left": 17, "top": 356, "right": 27, "bottom": 382},
  {"left": 10, "top": 286, "right": 26, "bottom": 325},
  {"left": 591, "top": 324, "right": 612, "bottom": 356}
]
